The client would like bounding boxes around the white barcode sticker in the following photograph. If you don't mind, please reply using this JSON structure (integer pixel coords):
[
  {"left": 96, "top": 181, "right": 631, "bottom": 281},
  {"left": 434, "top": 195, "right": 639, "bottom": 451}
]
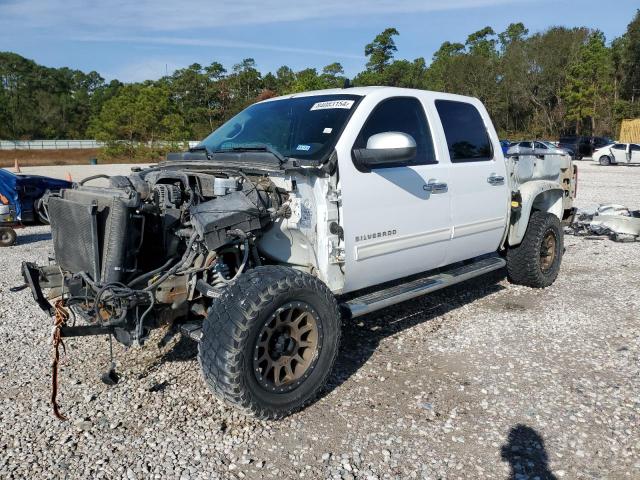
[{"left": 310, "top": 100, "right": 355, "bottom": 111}]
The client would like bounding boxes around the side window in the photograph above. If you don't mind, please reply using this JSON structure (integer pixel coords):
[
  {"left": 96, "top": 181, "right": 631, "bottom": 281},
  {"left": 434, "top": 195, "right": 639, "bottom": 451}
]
[
  {"left": 353, "top": 97, "right": 436, "bottom": 166},
  {"left": 435, "top": 100, "right": 493, "bottom": 162},
  {"left": 630, "top": 144, "right": 640, "bottom": 152},
  {"left": 612, "top": 144, "right": 626, "bottom": 150},
  {"left": 534, "top": 142, "right": 547, "bottom": 149}
]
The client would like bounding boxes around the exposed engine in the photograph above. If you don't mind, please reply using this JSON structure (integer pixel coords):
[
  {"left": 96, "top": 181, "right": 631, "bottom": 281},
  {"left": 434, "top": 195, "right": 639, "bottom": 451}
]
[{"left": 41, "top": 164, "right": 288, "bottom": 346}]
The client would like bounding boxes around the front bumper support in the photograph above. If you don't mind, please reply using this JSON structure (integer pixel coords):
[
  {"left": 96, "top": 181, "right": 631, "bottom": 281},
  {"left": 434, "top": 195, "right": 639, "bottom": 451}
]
[
  {"left": 21, "top": 261, "right": 114, "bottom": 338},
  {"left": 22, "top": 262, "right": 54, "bottom": 315}
]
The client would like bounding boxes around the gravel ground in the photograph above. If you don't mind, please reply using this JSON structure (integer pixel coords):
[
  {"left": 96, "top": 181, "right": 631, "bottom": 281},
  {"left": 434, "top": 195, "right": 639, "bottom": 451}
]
[{"left": 1, "top": 161, "right": 638, "bottom": 479}]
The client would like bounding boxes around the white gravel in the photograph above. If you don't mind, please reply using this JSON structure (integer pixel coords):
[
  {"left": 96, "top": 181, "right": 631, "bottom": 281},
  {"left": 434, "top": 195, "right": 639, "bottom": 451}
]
[{"left": 1, "top": 161, "right": 638, "bottom": 479}]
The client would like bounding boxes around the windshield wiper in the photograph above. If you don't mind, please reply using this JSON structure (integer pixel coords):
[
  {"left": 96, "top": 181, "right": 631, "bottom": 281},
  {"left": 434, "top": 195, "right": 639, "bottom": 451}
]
[
  {"left": 213, "top": 144, "right": 288, "bottom": 164},
  {"left": 189, "top": 145, "right": 210, "bottom": 154}
]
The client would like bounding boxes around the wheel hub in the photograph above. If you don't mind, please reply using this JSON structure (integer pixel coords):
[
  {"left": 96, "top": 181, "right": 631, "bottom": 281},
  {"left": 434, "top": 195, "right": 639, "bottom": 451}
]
[
  {"left": 540, "top": 230, "right": 557, "bottom": 273},
  {"left": 253, "top": 302, "right": 321, "bottom": 392},
  {"left": 271, "top": 329, "right": 297, "bottom": 358}
]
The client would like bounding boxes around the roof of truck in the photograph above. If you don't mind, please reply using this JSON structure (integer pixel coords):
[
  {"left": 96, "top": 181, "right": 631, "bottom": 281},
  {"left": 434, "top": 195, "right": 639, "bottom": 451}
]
[{"left": 264, "top": 86, "right": 480, "bottom": 104}]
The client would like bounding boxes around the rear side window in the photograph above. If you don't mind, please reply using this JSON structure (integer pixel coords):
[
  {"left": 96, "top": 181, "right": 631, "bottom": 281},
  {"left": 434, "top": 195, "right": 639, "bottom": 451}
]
[
  {"left": 435, "top": 100, "right": 493, "bottom": 162},
  {"left": 631, "top": 144, "right": 640, "bottom": 151},
  {"left": 353, "top": 97, "right": 436, "bottom": 166}
]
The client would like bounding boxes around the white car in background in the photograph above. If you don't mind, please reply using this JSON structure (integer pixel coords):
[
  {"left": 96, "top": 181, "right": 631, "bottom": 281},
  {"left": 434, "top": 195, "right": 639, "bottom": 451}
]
[{"left": 594, "top": 143, "right": 640, "bottom": 165}]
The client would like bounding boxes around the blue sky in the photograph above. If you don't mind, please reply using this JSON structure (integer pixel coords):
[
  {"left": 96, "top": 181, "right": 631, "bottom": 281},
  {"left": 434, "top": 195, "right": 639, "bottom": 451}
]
[{"left": 0, "top": 0, "right": 638, "bottom": 82}]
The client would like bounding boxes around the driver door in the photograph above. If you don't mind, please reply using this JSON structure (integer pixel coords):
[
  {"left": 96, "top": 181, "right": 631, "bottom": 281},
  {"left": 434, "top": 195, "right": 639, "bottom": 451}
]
[{"left": 337, "top": 95, "right": 451, "bottom": 293}]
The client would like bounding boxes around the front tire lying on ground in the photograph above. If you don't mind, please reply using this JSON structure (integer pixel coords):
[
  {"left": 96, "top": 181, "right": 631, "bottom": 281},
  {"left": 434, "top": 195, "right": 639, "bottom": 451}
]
[
  {"left": 0, "top": 227, "right": 17, "bottom": 247},
  {"left": 198, "top": 265, "right": 341, "bottom": 419},
  {"left": 506, "top": 211, "right": 563, "bottom": 288}
]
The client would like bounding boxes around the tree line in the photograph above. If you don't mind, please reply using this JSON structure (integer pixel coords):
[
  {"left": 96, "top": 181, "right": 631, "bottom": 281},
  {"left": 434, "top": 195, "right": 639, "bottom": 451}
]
[{"left": 1, "top": 10, "right": 639, "bottom": 152}]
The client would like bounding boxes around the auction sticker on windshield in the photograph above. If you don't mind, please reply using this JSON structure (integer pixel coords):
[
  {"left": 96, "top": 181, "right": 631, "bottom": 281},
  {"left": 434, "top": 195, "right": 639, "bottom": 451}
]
[{"left": 310, "top": 100, "right": 355, "bottom": 111}]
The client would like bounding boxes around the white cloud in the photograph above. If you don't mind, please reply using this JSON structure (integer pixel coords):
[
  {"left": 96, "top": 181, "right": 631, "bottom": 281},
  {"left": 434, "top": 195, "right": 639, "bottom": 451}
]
[
  {"left": 0, "top": 0, "right": 530, "bottom": 31},
  {"left": 0, "top": 0, "right": 534, "bottom": 71},
  {"left": 73, "top": 35, "right": 365, "bottom": 60}
]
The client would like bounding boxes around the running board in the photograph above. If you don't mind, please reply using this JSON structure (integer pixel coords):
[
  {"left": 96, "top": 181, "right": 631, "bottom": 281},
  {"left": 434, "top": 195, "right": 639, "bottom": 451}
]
[{"left": 342, "top": 255, "right": 506, "bottom": 318}]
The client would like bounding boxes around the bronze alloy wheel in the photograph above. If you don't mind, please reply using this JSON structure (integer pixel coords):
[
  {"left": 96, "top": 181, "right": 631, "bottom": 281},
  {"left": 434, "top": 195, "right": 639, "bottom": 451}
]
[
  {"left": 539, "top": 230, "right": 557, "bottom": 273},
  {"left": 253, "top": 301, "right": 322, "bottom": 393}
]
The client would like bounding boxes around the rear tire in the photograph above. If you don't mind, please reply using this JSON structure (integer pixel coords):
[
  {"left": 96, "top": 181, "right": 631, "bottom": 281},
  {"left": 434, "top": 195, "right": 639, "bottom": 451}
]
[
  {"left": 0, "top": 227, "right": 17, "bottom": 247},
  {"left": 198, "top": 266, "right": 341, "bottom": 419},
  {"left": 506, "top": 211, "right": 563, "bottom": 288},
  {"left": 599, "top": 155, "right": 611, "bottom": 166}
]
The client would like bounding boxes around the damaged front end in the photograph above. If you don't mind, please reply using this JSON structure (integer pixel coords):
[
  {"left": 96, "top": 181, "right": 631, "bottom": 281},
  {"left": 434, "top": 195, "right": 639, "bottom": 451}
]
[{"left": 23, "top": 160, "right": 289, "bottom": 347}]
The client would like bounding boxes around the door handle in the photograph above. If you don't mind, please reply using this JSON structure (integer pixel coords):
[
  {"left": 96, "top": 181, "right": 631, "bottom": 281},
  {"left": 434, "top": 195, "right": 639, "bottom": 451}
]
[
  {"left": 423, "top": 180, "right": 448, "bottom": 193},
  {"left": 487, "top": 174, "right": 505, "bottom": 185}
]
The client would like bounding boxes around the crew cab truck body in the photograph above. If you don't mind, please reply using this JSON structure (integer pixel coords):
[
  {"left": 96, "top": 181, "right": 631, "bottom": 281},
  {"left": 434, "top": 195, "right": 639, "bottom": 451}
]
[{"left": 22, "top": 87, "right": 576, "bottom": 418}]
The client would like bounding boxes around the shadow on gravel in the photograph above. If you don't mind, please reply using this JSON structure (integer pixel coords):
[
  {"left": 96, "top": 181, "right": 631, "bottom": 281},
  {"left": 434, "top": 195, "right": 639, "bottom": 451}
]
[
  {"left": 501, "top": 424, "right": 557, "bottom": 480},
  {"left": 17, "top": 230, "right": 52, "bottom": 244},
  {"left": 159, "top": 333, "right": 198, "bottom": 363},
  {"left": 324, "top": 269, "right": 506, "bottom": 395},
  {"left": 154, "top": 269, "right": 506, "bottom": 401}
]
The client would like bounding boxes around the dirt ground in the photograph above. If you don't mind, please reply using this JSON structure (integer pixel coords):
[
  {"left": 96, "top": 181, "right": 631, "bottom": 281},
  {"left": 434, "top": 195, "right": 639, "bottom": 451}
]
[
  {"left": 0, "top": 161, "right": 638, "bottom": 480},
  {"left": 0, "top": 149, "right": 157, "bottom": 168}
]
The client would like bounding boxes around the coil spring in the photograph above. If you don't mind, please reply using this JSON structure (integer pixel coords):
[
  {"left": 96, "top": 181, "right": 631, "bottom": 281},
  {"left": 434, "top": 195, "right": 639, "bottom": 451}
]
[{"left": 210, "top": 262, "right": 230, "bottom": 288}]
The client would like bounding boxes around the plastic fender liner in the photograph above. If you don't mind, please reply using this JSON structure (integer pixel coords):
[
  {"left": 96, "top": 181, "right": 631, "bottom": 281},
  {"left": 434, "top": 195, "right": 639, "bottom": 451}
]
[{"left": 508, "top": 181, "right": 563, "bottom": 246}]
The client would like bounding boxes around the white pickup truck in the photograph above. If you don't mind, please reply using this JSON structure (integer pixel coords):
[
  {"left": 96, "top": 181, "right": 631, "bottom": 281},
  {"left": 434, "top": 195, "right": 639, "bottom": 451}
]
[{"left": 23, "top": 87, "right": 577, "bottom": 419}]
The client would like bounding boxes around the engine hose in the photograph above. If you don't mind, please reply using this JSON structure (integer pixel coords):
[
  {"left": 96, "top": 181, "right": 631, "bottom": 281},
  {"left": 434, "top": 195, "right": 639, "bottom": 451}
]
[
  {"left": 79, "top": 174, "right": 111, "bottom": 185},
  {"left": 143, "top": 233, "right": 199, "bottom": 292},
  {"left": 135, "top": 292, "right": 155, "bottom": 344},
  {"left": 127, "top": 257, "right": 177, "bottom": 287},
  {"left": 217, "top": 238, "right": 249, "bottom": 284}
]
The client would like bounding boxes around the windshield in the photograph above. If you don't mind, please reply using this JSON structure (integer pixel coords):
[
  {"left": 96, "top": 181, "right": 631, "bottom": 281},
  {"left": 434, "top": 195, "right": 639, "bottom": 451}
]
[{"left": 199, "top": 94, "right": 362, "bottom": 161}]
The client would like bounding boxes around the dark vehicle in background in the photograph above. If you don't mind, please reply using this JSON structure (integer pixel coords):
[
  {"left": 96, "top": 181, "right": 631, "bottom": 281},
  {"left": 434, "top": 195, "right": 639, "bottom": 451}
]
[
  {"left": 558, "top": 136, "right": 613, "bottom": 160},
  {"left": 0, "top": 170, "right": 71, "bottom": 223},
  {"left": 500, "top": 140, "right": 512, "bottom": 155},
  {"left": 0, "top": 169, "right": 72, "bottom": 246}
]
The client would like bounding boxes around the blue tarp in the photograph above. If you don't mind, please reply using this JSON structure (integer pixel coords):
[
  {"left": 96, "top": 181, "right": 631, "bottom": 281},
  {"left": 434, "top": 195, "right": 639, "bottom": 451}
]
[
  {"left": 0, "top": 169, "right": 72, "bottom": 222},
  {"left": 0, "top": 169, "right": 21, "bottom": 220}
]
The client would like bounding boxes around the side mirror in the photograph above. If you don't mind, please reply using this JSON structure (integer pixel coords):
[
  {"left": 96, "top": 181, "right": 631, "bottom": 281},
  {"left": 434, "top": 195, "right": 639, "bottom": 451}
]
[{"left": 352, "top": 132, "right": 417, "bottom": 171}]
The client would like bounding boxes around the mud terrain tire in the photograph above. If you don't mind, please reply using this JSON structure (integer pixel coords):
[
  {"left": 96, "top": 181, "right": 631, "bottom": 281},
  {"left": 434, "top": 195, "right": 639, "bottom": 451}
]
[
  {"left": 198, "top": 266, "right": 341, "bottom": 419},
  {"left": 506, "top": 211, "right": 563, "bottom": 288}
]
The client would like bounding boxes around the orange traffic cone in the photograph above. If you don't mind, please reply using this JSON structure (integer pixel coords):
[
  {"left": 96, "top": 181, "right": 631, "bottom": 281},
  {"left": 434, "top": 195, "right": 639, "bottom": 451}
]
[
  {"left": 14, "top": 159, "right": 20, "bottom": 173},
  {"left": 66, "top": 172, "right": 72, "bottom": 182}
]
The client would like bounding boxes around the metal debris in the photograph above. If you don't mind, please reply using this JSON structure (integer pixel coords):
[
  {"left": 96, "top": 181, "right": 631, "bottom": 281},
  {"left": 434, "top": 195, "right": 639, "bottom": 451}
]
[{"left": 567, "top": 204, "right": 640, "bottom": 242}]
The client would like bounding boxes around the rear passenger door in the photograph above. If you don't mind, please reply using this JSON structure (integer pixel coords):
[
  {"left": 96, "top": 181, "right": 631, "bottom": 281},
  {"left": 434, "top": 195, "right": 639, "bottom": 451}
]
[
  {"left": 434, "top": 99, "right": 509, "bottom": 264},
  {"left": 631, "top": 144, "right": 640, "bottom": 163}
]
